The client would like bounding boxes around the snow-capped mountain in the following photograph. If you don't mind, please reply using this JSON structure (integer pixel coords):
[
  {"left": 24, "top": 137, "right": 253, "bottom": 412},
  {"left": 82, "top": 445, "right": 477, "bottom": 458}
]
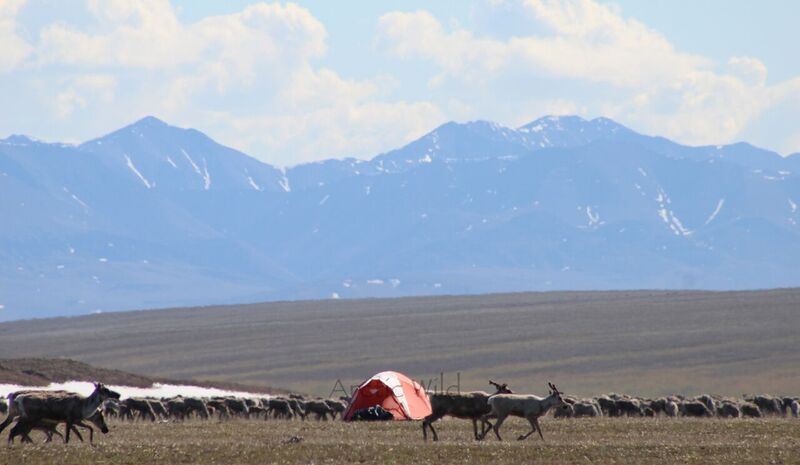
[
  {"left": 79, "top": 116, "right": 288, "bottom": 193},
  {"left": 1, "top": 115, "right": 798, "bottom": 321}
]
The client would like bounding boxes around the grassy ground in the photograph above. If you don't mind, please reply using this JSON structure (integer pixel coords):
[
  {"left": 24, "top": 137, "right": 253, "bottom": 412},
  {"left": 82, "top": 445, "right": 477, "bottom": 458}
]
[{"left": 2, "top": 417, "right": 799, "bottom": 465}]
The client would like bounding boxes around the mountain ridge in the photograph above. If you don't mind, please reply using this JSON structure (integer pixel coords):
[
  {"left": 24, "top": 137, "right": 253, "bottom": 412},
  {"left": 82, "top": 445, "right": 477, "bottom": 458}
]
[{"left": 1, "top": 114, "right": 798, "bottom": 321}]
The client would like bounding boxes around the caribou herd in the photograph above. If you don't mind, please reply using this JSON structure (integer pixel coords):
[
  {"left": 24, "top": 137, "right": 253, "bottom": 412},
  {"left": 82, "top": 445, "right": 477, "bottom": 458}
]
[
  {"left": 0, "top": 380, "right": 798, "bottom": 445},
  {"left": 99, "top": 393, "right": 347, "bottom": 424},
  {"left": 0, "top": 385, "right": 348, "bottom": 444},
  {"left": 424, "top": 382, "right": 799, "bottom": 442}
]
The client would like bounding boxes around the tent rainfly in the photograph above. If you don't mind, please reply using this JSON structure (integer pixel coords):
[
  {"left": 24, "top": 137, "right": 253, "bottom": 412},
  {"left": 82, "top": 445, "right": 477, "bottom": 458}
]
[{"left": 342, "top": 371, "right": 432, "bottom": 421}]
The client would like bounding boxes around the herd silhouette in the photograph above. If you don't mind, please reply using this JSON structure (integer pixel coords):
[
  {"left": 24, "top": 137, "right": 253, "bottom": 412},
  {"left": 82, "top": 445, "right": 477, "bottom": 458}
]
[{"left": 1, "top": 380, "right": 798, "bottom": 444}]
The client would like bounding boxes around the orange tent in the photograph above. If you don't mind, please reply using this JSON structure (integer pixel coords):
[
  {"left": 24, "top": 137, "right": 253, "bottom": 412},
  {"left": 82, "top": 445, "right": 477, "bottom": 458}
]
[{"left": 342, "top": 371, "right": 432, "bottom": 421}]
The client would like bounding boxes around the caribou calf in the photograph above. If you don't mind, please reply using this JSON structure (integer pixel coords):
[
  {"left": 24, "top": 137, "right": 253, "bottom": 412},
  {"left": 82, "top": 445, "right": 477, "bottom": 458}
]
[
  {"left": 9, "top": 409, "right": 108, "bottom": 444},
  {"left": 2, "top": 383, "right": 119, "bottom": 443}
]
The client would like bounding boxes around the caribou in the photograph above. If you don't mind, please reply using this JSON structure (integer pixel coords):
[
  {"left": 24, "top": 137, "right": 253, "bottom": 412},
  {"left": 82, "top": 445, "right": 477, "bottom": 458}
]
[
  {"left": 479, "top": 382, "right": 567, "bottom": 441},
  {"left": 422, "top": 380, "right": 513, "bottom": 441},
  {"left": 0, "top": 383, "right": 120, "bottom": 444}
]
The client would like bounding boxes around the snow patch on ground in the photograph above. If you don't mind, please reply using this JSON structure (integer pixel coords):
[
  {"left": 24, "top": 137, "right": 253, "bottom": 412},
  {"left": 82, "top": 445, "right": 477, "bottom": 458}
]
[
  {"left": 124, "top": 154, "right": 152, "bottom": 189},
  {"left": 166, "top": 156, "right": 177, "bottom": 168},
  {"left": 0, "top": 381, "right": 269, "bottom": 401},
  {"left": 789, "top": 198, "right": 798, "bottom": 213}
]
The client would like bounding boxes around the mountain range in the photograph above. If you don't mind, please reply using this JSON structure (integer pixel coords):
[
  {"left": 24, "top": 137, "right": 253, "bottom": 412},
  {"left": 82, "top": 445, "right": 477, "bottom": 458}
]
[{"left": 2, "top": 115, "right": 799, "bottom": 321}]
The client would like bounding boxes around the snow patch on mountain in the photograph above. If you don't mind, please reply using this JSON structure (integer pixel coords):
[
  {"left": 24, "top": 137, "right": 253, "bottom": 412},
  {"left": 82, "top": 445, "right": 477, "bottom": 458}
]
[
  {"left": 124, "top": 154, "right": 152, "bottom": 189},
  {"left": 63, "top": 187, "right": 89, "bottom": 210},
  {"left": 278, "top": 167, "right": 291, "bottom": 192},
  {"left": 584, "top": 206, "right": 601, "bottom": 227},
  {"left": 655, "top": 187, "right": 691, "bottom": 236},
  {"left": 246, "top": 173, "right": 262, "bottom": 191},
  {"left": 705, "top": 199, "right": 725, "bottom": 225},
  {"left": 201, "top": 158, "right": 211, "bottom": 190},
  {"left": 181, "top": 149, "right": 201, "bottom": 175}
]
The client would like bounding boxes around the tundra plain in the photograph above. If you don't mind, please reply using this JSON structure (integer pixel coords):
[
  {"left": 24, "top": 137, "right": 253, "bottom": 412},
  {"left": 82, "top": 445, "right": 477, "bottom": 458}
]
[
  {"left": 1, "top": 289, "right": 798, "bottom": 397},
  {"left": 2, "top": 418, "right": 800, "bottom": 465}
]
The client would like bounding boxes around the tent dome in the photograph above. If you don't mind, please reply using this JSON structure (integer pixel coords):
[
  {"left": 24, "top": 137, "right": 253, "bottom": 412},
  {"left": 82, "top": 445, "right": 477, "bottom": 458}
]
[{"left": 342, "top": 371, "right": 432, "bottom": 421}]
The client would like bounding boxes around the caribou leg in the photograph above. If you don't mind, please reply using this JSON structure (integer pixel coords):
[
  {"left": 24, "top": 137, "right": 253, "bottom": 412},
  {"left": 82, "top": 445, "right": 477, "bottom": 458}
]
[
  {"left": 534, "top": 417, "right": 544, "bottom": 441},
  {"left": 489, "top": 413, "right": 507, "bottom": 441},
  {"left": 422, "top": 412, "right": 443, "bottom": 441},
  {"left": 518, "top": 415, "right": 538, "bottom": 440},
  {"left": 478, "top": 412, "right": 497, "bottom": 440},
  {"left": 74, "top": 422, "right": 94, "bottom": 444}
]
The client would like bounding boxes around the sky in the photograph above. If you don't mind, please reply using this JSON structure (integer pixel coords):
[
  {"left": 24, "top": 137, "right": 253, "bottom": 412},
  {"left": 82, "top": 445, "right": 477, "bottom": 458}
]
[{"left": 1, "top": 0, "right": 799, "bottom": 166}]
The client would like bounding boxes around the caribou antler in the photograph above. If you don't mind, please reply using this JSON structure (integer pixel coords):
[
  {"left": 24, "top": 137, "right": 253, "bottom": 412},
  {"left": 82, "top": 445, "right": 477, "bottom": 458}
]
[{"left": 488, "top": 380, "right": 513, "bottom": 394}]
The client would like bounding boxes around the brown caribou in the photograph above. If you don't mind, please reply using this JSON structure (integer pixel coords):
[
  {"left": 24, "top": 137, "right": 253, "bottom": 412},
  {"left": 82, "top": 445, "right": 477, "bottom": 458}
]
[
  {"left": 422, "top": 380, "right": 514, "bottom": 441},
  {"left": 1, "top": 383, "right": 119, "bottom": 444}
]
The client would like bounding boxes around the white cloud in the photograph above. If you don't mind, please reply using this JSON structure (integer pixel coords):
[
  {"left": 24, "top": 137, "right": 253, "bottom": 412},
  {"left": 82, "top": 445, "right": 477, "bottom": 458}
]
[
  {"left": 377, "top": 10, "right": 509, "bottom": 85},
  {"left": 728, "top": 56, "right": 767, "bottom": 87},
  {"left": 378, "top": 1, "right": 706, "bottom": 88},
  {"left": 51, "top": 74, "right": 115, "bottom": 119},
  {"left": 377, "top": 0, "right": 800, "bottom": 151},
  {"left": 0, "top": 1, "right": 444, "bottom": 165},
  {"left": 209, "top": 98, "right": 444, "bottom": 164},
  {"left": 515, "top": 0, "right": 708, "bottom": 87},
  {"left": 4, "top": 0, "right": 800, "bottom": 160},
  {"left": 0, "top": 0, "right": 33, "bottom": 72},
  {"left": 39, "top": 0, "right": 191, "bottom": 68}
]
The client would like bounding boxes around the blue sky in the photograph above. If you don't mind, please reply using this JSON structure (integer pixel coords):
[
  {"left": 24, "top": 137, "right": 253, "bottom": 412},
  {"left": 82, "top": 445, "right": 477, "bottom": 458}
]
[{"left": 2, "top": 0, "right": 799, "bottom": 165}]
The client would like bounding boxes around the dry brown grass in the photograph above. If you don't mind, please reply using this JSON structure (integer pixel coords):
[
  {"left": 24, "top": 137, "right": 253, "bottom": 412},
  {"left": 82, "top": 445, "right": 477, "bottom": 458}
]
[{"left": 2, "top": 417, "right": 799, "bottom": 465}]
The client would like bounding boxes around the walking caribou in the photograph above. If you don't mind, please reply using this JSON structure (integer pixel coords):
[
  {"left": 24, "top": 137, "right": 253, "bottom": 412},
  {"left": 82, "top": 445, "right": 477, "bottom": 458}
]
[{"left": 479, "top": 382, "right": 567, "bottom": 441}]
